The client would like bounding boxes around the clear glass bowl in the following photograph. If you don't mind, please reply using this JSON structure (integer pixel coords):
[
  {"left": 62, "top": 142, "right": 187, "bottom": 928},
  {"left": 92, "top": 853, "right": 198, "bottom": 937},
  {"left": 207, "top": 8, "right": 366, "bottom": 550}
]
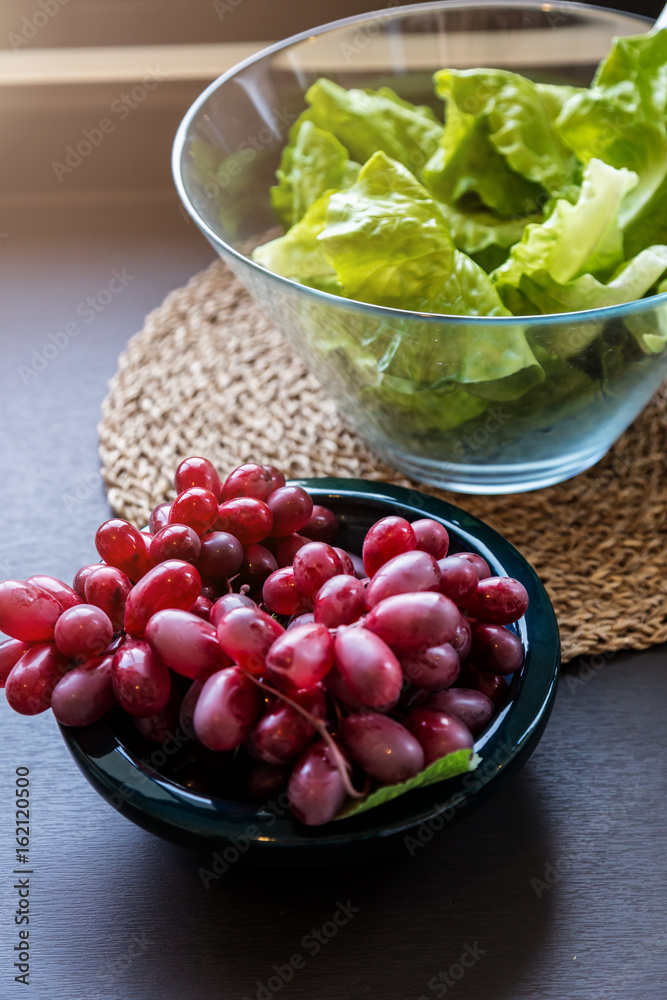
[{"left": 172, "top": 1, "right": 667, "bottom": 494}]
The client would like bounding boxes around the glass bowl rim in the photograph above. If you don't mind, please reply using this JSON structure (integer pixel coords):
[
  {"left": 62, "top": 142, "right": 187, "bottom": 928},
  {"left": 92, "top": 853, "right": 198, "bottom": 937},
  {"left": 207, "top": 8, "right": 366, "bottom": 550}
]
[
  {"left": 171, "top": 0, "right": 662, "bottom": 328},
  {"left": 59, "top": 478, "right": 561, "bottom": 852}
]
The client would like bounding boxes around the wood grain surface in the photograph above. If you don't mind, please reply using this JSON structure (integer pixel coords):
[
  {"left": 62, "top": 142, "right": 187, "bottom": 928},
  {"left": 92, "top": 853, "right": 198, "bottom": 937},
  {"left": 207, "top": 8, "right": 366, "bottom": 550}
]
[{"left": 1, "top": 55, "right": 666, "bottom": 1000}]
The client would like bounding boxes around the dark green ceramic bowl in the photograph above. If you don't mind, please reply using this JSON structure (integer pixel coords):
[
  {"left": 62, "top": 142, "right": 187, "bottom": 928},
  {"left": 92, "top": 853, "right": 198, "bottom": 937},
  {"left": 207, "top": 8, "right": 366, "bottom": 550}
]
[{"left": 60, "top": 479, "right": 560, "bottom": 865}]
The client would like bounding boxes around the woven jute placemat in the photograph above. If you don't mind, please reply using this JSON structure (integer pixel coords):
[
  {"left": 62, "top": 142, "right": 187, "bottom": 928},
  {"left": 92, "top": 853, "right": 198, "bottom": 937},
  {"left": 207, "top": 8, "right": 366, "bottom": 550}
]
[{"left": 99, "top": 259, "right": 667, "bottom": 663}]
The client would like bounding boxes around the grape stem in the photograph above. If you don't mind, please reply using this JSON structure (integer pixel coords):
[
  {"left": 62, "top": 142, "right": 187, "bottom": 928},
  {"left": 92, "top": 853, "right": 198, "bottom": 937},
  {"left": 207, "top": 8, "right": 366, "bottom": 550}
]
[
  {"left": 241, "top": 672, "right": 364, "bottom": 800},
  {"left": 330, "top": 692, "right": 344, "bottom": 733}
]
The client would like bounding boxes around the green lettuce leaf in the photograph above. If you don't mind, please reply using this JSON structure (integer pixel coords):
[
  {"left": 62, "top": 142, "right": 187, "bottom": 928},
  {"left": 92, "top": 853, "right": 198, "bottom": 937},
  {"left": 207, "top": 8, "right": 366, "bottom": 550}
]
[
  {"left": 439, "top": 202, "right": 535, "bottom": 255},
  {"left": 318, "top": 152, "right": 542, "bottom": 391},
  {"left": 502, "top": 343, "right": 601, "bottom": 429},
  {"left": 319, "top": 151, "right": 512, "bottom": 317},
  {"left": 301, "top": 78, "right": 443, "bottom": 173},
  {"left": 493, "top": 158, "right": 638, "bottom": 300},
  {"left": 556, "top": 29, "right": 667, "bottom": 255},
  {"left": 423, "top": 69, "right": 581, "bottom": 214},
  {"left": 360, "top": 377, "right": 489, "bottom": 433},
  {"left": 423, "top": 99, "right": 543, "bottom": 217},
  {"left": 489, "top": 79, "right": 582, "bottom": 193},
  {"left": 253, "top": 194, "right": 339, "bottom": 292},
  {"left": 513, "top": 247, "right": 667, "bottom": 358},
  {"left": 270, "top": 120, "right": 360, "bottom": 230},
  {"left": 336, "top": 749, "right": 480, "bottom": 820},
  {"left": 439, "top": 202, "right": 538, "bottom": 271},
  {"left": 319, "top": 150, "right": 457, "bottom": 309},
  {"left": 533, "top": 246, "right": 667, "bottom": 312}
]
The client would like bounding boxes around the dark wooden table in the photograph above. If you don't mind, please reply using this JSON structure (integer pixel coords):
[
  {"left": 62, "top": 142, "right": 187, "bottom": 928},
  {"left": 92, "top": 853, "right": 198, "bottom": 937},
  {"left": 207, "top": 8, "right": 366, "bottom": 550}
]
[{"left": 1, "top": 44, "right": 666, "bottom": 1000}]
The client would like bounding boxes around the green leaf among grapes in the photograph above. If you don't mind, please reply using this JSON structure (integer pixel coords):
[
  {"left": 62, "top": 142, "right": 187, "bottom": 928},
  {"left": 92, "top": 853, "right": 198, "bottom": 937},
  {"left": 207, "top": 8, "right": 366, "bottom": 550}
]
[{"left": 336, "top": 748, "right": 481, "bottom": 820}]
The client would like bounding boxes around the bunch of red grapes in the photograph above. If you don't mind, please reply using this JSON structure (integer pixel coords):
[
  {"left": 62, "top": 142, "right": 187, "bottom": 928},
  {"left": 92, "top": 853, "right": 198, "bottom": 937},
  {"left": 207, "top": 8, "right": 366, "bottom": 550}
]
[{"left": 0, "top": 458, "right": 528, "bottom": 826}]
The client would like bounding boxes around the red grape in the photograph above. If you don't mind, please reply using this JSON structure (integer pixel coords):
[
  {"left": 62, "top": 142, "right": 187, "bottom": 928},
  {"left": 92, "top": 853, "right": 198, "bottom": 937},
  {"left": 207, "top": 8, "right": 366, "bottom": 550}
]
[
  {"left": 54, "top": 604, "right": 113, "bottom": 661},
  {"left": 459, "top": 663, "right": 510, "bottom": 709},
  {"left": 237, "top": 543, "right": 278, "bottom": 590},
  {"left": 191, "top": 596, "right": 213, "bottom": 621},
  {"left": 221, "top": 463, "right": 273, "bottom": 501},
  {"left": 362, "top": 516, "right": 416, "bottom": 577},
  {"left": 0, "top": 580, "right": 61, "bottom": 642},
  {"left": 365, "top": 550, "right": 441, "bottom": 609},
  {"left": 132, "top": 681, "right": 182, "bottom": 743},
  {"left": 199, "top": 578, "right": 226, "bottom": 603},
  {"left": 73, "top": 564, "right": 101, "bottom": 600},
  {"left": 428, "top": 688, "right": 495, "bottom": 736},
  {"left": 288, "top": 740, "right": 348, "bottom": 826},
  {"left": 265, "top": 623, "right": 334, "bottom": 690},
  {"left": 458, "top": 552, "right": 491, "bottom": 580},
  {"left": 50, "top": 653, "right": 116, "bottom": 727},
  {"left": 210, "top": 592, "right": 257, "bottom": 628},
  {"left": 398, "top": 684, "right": 431, "bottom": 712},
  {"left": 216, "top": 497, "right": 273, "bottom": 544},
  {"left": 146, "top": 608, "right": 229, "bottom": 680},
  {"left": 193, "top": 666, "right": 262, "bottom": 751},
  {"left": 437, "top": 556, "right": 478, "bottom": 606},
  {"left": 412, "top": 519, "right": 449, "bottom": 560},
  {"left": 450, "top": 614, "right": 472, "bottom": 661},
  {"left": 467, "top": 577, "right": 529, "bottom": 625},
  {"left": 112, "top": 639, "right": 171, "bottom": 717},
  {"left": 324, "top": 665, "right": 365, "bottom": 710},
  {"left": 124, "top": 559, "right": 201, "bottom": 637},
  {"left": 364, "top": 592, "right": 460, "bottom": 652},
  {"left": 0, "top": 638, "right": 30, "bottom": 688},
  {"left": 401, "top": 643, "right": 460, "bottom": 692},
  {"left": 262, "top": 567, "right": 308, "bottom": 616},
  {"left": 293, "top": 542, "right": 343, "bottom": 601},
  {"left": 84, "top": 565, "right": 132, "bottom": 631},
  {"left": 287, "top": 612, "right": 316, "bottom": 630},
  {"left": 250, "top": 686, "right": 327, "bottom": 765},
  {"left": 194, "top": 530, "right": 244, "bottom": 579},
  {"left": 334, "top": 627, "right": 403, "bottom": 709},
  {"left": 263, "top": 465, "right": 286, "bottom": 493},
  {"left": 300, "top": 505, "right": 338, "bottom": 544},
  {"left": 216, "top": 606, "right": 284, "bottom": 675},
  {"left": 266, "top": 486, "right": 313, "bottom": 537},
  {"left": 149, "top": 502, "right": 172, "bottom": 535},
  {"left": 95, "top": 519, "right": 152, "bottom": 582},
  {"left": 174, "top": 456, "right": 221, "bottom": 498},
  {"left": 150, "top": 524, "right": 201, "bottom": 565},
  {"left": 347, "top": 551, "right": 366, "bottom": 579},
  {"left": 313, "top": 575, "right": 365, "bottom": 628},
  {"left": 179, "top": 678, "right": 203, "bottom": 739},
  {"left": 333, "top": 548, "right": 356, "bottom": 577},
  {"left": 27, "top": 575, "right": 81, "bottom": 612},
  {"left": 5, "top": 643, "right": 70, "bottom": 715},
  {"left": 169, "top": 487, "right": 219, "bottom": 536},
  {"left": 470, "top": 623, "right": 525, "bottom": 674},
  {"left": 276, "top": 533, "right": 308, "bottom": 567},
  {"left": 342, "top": 713, "right": 424, "bottom": 784},
  {"left": 404, "top": 708, "right": 474, "bottom": 765}
]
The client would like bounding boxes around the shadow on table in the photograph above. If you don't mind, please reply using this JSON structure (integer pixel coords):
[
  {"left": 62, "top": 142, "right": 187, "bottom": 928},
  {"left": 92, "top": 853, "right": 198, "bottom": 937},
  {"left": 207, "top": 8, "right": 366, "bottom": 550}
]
[{"left": 93, "top": 765, "right": 559, "bottom": 1000}]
